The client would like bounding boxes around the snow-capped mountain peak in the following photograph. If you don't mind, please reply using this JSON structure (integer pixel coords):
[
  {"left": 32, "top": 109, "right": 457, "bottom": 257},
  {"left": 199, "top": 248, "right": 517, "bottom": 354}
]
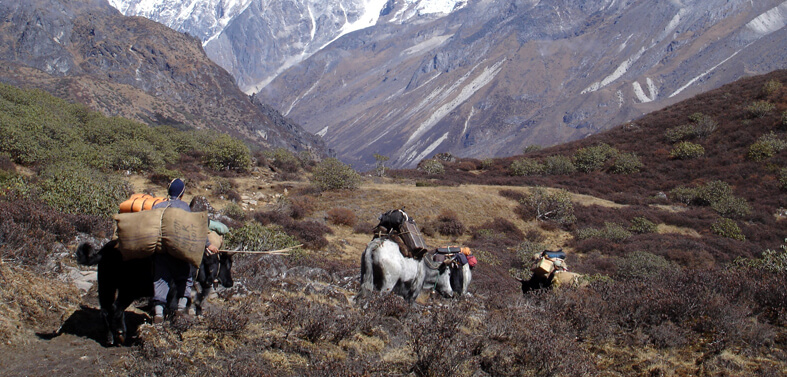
[{"left": 108, "top": 0, "right": 465, "bottom": 92}]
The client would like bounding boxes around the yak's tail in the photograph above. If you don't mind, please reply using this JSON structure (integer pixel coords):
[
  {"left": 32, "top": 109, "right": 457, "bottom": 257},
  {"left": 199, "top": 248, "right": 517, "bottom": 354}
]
[{"left": 76, "top": 242, "right": 103, "bottom": 266}]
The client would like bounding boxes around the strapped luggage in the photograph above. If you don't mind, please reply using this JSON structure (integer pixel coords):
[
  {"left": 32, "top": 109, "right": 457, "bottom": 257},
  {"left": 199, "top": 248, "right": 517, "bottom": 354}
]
[
  {"left": 544, "top": 250, "right": 566, "bottom": 260},
  {"left": 532, "top": 257, "right": 555, "bottom": 278},
  {"left": 113, "top": 207, "right": 208, "bottom": 267},
  {"left": 118, "top": 193, "right": 167, "bottom": 213},
  {"left": 467, "top": 255, "right": 478, "bottom": 268},
  {"left": 437, "top": 246, "right": 462, "bottom": 254},
  {"left": 399, "top": 219, "right": 427, "bottom": 253}
]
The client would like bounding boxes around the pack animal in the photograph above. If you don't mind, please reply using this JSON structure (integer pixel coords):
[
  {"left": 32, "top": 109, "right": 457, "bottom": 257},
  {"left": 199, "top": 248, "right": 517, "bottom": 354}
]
[
  {"left": 518, "top": 271, "right": 584, "bottom": 294},
  {"left": 76, "top": 240, "right": 233, "bottom": 345},
  {"left": 358, "top": 239, "right": 450, "bottom": 303},
  {"left": 423, "top": 253, "right": 472, "bottom": 298},
  {"left": 193, "top": 251, "right": 233, "bottom": 316}
]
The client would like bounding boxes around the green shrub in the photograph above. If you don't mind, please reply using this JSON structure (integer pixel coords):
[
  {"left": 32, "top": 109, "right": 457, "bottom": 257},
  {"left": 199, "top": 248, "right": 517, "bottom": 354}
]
[
  {"left": 509, "top": 158, "right": 544, "bottom": 176},
  {"left": 611, "top": 152, "right": 643, "bottom": 174},
  {"left": 748, "top": 141, "right": 777, "bottom": 161},
  {"left": 762, "top": 80, "right": 783, "bottom": 97},
  {"left": 573, "top": 143, "right": 618, "bottom": 172},
  {"left": 733, "top": 239, "right": 787, "bottom": 272},
  {"left": 747, "top": 100, "right": 775, "bottom": 118},
  {"left": 664, "top": 124, "right": 697, "bottom": 143},
  {"left": 481, "top": 158, "right": 494, "bottom": 170},
  {"left": 311, "top": 158, "right": 361, "bottom": 191},
  {"left": 782, "top": 110, "right": 787, "bottom": 129},
  {"left": 542, "top": 155, "right": 577, "bottom": 175},
  {"left": 780, "top": 168, "right": 787, "bottom": 190},
  {"left": 523, "top": 145, "right": 542, "bottom": 154},
  {"left": 747, "top": 132, "right": 786, "bottom": 161},
  {"left": 576, "top": 222, "right": 632, "bottom": 242},
  {"left": 213, "top": 177, "right": 235, "bottom": 197},
  {"left": 671, "top": 180, "right": 751, "bottom": 218},
  {"left": 204, "top": 134, "right": 252, "bottom": 172},
  {"left": 222, "top": 202, "right": 247, "bottom": 221},
  {"left": 710, "top": 218, "right": 745, "bottom": 241},
  {"left": 669, "top": 141, "right": 704, "bottom": 160},
  {"left": 225, "top": 222, "right": 299, "bottom": 251},
  {"left": 418, "top": 159, "right": 445, "bottom": 175},
  {"left": 106, "top": 138, "right": 168, "bottom": 172},
  {"left": 687, "top": 113, "right": 718, "bottom": 139},
  {"left": 628, "top": 216, "right": 657, "bottom": 234},
  {"left": 518, "top": 187, "right": 576, "bottom": 224},
  {"left": 614, "top": 251, "right": 674, "bottom": 280},
  {"left": 266, "top": 148, "right": 301, "bottom": 173},
  {"left": 516, "top": 240, "right": 549, "bottom": 264},
  {"left": 710, "top": 196, "right": 752, "bottom": 218},
  {"left": 667, "top": 113, "right": 718, "bottom": 142},
  {"left": 373, "top": 153, "right": 390, "bottom": 177},
  {"left": 37, "top": 164, "right": 131, "bottom": 217}
]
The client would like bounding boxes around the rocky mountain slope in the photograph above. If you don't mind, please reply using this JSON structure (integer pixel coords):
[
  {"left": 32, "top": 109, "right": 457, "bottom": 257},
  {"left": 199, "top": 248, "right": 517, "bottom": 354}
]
[
  {"left": 259, "top": 0, "right": 787, "bottom": 168},
  {"left": 104, "top": 0, "right": 787, "bottom": 169},
  {"left": 0, "top": 0, "right": 325, "bottom": 154},
  {"left": 109, "top": 0, "right": 467, "bottom": 93}
]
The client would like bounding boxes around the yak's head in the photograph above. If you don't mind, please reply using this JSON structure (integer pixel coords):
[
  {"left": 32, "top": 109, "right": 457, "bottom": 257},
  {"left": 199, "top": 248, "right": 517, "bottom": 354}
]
[{"left": 202, "top": 252, "right": 234, "bottom": 289}]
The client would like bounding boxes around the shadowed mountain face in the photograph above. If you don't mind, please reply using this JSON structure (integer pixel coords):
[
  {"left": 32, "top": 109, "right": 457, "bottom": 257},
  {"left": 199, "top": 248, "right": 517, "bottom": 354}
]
[
  {"left": 252, "top": 0, "right": 787, "bottom": 168},
  {"left": 0, "top": 0, "right": 325, "bottom": 154}
]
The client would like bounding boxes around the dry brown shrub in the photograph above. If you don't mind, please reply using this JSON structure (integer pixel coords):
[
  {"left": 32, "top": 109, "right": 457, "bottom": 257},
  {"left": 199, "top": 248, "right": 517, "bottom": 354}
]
[
  {"left": 326, "top": 207, "right": 357, "bottom": 227},
  {"left": 284, "top": 220, "right": 332, "bottom": 250},
  {"left": 289, "top": 195, "right": 316, "bottom": 219},
  {"left": 353, "top": 220, "right": 375, "bottom": 234},
  {"left": 433, "top": 209, "right": 467, "bottom": 236}
]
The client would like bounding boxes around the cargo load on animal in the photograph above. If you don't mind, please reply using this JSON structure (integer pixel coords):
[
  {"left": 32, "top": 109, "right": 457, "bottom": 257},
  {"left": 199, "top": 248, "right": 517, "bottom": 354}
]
[
  {"left": 113, "top": 207, "right": 208, "bottom": 267},
  {"left": 118, "top": 193, "right": 168, "bottom": 213},
  {"left": 519, "top": 249, "right": 584, "bottom": 294},
  {"left": 373, "top": 208, "right": 428, "bottom": 259}
]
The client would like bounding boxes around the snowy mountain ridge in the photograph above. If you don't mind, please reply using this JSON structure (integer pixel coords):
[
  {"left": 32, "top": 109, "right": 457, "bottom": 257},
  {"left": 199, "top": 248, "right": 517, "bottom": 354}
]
[{"left": 108, "top": 0, "right": 466, "bottom": 92}]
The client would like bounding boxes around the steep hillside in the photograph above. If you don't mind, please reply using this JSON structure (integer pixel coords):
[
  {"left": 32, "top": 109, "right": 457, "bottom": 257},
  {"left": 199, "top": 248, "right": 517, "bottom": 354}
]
[
  {"left": 388, "top": 69, "right": 787, "bottom": 260},
  {"left": 0, "top": 0, "right": 326, "bottom": 154},
  {"left": 255, "top": 0, "right": 787, "bottom": 168}
]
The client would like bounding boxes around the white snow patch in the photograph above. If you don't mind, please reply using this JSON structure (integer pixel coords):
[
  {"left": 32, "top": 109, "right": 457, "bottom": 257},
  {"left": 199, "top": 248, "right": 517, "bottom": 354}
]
[
  {"left": 412, "top": 132, "right": 450, "bottom": 163},
  {"left": 582, "top": 46, "right": 646, "bottom": 94},
  {"left": 285, "top": 75, "right": 322, "bottom": 116},
  {"left": 632, "top": 77, "right": 658, "bottom": 103},
  {"left": 746, "top": 2, "right": 787, "bottom": 35},
  {"left": 618, "top": 34, "right": 633, "bottom": 53},
  {"left": 401, "top": 34, "right": 453, "bottom": 56},
  {"left": 317, "top": 126, "right": 329, "bottom": 137},
  {"left": 659, "top": 8, "right": 686, "bottom": 41},
  {"left": 405, "top": 59, "right": 505, "bottom": 149},
  {"left": 462, "top": 107, "right": 475, "bottom": 136},
  {"left": 670, "top": 46, "right": 747, "bottom": 98}
]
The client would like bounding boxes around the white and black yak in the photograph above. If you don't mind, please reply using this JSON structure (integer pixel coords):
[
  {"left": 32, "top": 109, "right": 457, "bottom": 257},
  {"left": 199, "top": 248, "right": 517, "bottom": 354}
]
[
  {"left": 423, "top": 253, "right": 472, "bottom": 298},
  {"left": 76, "top": 240, "right": 233, "bottom": 346},
  {"left": 358, "top": 239, "right": 470, "bottom": 303}
]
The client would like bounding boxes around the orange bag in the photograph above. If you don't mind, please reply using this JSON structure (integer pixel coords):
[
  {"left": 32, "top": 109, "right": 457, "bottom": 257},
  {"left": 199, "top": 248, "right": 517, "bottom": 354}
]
[{"left": 119, "top": 194, "right": 167, "bottom": 213}]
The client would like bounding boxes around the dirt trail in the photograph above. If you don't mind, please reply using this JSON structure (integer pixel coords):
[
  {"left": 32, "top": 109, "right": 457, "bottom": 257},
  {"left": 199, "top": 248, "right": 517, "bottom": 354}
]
[{"left": 0, "top": 305, "right": 135, "bottom": 376}]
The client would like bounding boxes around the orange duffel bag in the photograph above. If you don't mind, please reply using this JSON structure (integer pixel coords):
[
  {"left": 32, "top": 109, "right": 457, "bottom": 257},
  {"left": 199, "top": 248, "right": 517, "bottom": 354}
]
[{"left": 119, "top": 193, "right": 168, "bottom": 213}]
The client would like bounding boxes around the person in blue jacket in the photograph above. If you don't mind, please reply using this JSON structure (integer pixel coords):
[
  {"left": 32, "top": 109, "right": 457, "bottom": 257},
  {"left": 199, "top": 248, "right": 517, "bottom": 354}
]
[{"left": 151, "top": 178, "right": 219, "bottom": 323}]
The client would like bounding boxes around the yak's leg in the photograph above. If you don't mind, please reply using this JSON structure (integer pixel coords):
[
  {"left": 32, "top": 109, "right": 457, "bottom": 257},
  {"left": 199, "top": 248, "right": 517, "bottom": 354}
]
[
  {"left": 98, "top": 277, "right": 118, "bottom": 346},
  {"left": 111, "top": 290, "right": 138, "bottom": 345},
  {"left": 357, "top": 250, "right": 375, "bottom": 299},
  {"left": 193, "top": 280, "right": 212, "bottom": 316}
]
